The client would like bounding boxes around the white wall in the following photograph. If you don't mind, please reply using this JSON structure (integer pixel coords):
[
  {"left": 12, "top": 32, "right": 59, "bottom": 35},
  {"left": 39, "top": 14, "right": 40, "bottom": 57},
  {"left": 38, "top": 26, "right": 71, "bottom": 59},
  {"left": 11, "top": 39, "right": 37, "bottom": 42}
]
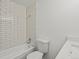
[{"left": 36, "top": 0, "right": 79, "bottom": 59}]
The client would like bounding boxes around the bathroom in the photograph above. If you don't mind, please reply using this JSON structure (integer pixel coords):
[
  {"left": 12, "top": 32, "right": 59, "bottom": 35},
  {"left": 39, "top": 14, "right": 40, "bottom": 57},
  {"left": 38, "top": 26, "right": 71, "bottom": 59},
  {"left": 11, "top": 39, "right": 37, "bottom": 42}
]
[{"left": 1, "top": 0, "right": 79, "bottom": 59}]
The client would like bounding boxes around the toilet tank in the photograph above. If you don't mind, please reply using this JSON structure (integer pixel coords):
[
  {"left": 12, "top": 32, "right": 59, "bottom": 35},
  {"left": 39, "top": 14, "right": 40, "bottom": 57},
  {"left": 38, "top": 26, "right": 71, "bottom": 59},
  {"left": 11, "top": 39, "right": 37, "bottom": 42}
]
[{"left": 36, "top": 39, "right": 49, "bottom": 53}]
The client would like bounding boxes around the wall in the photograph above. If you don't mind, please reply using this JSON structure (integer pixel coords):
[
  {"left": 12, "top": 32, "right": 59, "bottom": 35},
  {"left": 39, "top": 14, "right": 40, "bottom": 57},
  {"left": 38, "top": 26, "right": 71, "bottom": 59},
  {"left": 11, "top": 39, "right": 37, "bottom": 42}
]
[
  {"left": 36, "top": 0, "right": 79, "bottom": 59},
  {"left": 0, "top": 0, "right": 36, "bottom": 51},
  {"left": 12, "top": 0, "right": 36, "bottom": 7},
  {"left": 26, "top": 1, "right": 36, "bottom": 46},
  {"left": 0, "top": 0, "right": 26, "bottom": 51}
]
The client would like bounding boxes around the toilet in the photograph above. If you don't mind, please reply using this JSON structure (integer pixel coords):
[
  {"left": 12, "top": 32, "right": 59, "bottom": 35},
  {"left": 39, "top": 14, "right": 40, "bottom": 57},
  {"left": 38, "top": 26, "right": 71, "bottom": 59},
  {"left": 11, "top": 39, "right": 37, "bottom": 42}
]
[
  {"left": 27, "top": 51, "right": 43, "bottom": 59},
  {"left": 27, "top": 39, "right": 49, "bottom": 59}
]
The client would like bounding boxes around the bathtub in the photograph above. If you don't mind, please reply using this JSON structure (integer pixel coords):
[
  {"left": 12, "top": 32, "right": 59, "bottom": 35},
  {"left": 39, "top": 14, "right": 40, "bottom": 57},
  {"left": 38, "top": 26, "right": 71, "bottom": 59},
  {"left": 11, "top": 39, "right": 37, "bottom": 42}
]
[
  {"left": 0, "top": 44, "right": 34, "bottom": 59},
  {"left": 55, "top": 40, "right": 79, "bottom": 59}
]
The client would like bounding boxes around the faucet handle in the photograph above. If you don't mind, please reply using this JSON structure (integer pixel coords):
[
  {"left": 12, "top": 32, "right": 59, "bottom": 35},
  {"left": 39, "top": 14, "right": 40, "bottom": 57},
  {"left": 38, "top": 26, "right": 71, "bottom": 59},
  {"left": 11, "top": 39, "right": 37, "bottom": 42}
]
[{"left": 26, "top": 38, "right": 31, "bottom": 44}]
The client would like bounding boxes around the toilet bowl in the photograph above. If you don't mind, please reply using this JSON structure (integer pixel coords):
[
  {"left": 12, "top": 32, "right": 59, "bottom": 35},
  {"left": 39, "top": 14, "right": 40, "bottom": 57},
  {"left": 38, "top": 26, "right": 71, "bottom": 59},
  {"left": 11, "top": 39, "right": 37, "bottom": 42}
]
[
  {"left": 27, "top": 39, "right": 49, "bottom": 59},
  {"left": 27, "top": 51, "right": 43, "bottom": 59}
]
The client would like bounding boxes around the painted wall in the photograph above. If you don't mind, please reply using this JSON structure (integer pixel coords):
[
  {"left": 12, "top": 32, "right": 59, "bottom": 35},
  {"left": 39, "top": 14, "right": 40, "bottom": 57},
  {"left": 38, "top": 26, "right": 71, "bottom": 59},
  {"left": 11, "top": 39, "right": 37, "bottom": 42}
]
[{"left": 36, "top": 0, "right": 79, "bottom": 59}]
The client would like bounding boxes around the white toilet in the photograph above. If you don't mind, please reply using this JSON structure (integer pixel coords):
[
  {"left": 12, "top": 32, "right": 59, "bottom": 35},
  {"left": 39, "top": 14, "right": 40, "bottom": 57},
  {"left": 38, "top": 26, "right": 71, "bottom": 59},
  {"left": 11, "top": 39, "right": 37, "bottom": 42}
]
[{"left": 27, "top": 39, "right": 49, "bottom": 59}]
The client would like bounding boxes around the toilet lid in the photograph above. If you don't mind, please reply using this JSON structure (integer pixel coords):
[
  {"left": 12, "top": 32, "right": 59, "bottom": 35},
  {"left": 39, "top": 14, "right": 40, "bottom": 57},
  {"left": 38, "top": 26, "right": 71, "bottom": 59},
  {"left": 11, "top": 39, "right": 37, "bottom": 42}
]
[{"left": 27, "top": 51, "right": 43, "bottom": 59}]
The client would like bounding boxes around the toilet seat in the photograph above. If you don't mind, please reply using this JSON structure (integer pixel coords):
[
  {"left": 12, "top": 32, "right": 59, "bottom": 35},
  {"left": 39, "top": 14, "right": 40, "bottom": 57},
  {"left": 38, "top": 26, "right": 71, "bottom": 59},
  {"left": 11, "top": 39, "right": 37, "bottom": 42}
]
[{"left": 27, "top": 51, "right": 43, "bottom": 59}]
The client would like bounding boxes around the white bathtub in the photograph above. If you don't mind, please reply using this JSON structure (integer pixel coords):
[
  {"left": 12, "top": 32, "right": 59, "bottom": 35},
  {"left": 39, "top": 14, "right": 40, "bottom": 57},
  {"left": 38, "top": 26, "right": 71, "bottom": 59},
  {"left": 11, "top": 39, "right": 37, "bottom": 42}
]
[
  {"left": 55, "top": 40, "right": 79, "bottom": 59},
  {"left": 0, "top": 44, "right": 34, "bottom": 59}
]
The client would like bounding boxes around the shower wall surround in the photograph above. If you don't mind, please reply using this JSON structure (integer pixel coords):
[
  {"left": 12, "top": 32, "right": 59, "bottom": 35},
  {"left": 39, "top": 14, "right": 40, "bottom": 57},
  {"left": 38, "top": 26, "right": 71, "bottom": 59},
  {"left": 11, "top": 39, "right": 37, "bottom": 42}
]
[
  {"left": 26, "top": 2, "right": 36, "bottom": 46},
  {"left": 0, "top": 0, "right": 27, "bottom": 51}
]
